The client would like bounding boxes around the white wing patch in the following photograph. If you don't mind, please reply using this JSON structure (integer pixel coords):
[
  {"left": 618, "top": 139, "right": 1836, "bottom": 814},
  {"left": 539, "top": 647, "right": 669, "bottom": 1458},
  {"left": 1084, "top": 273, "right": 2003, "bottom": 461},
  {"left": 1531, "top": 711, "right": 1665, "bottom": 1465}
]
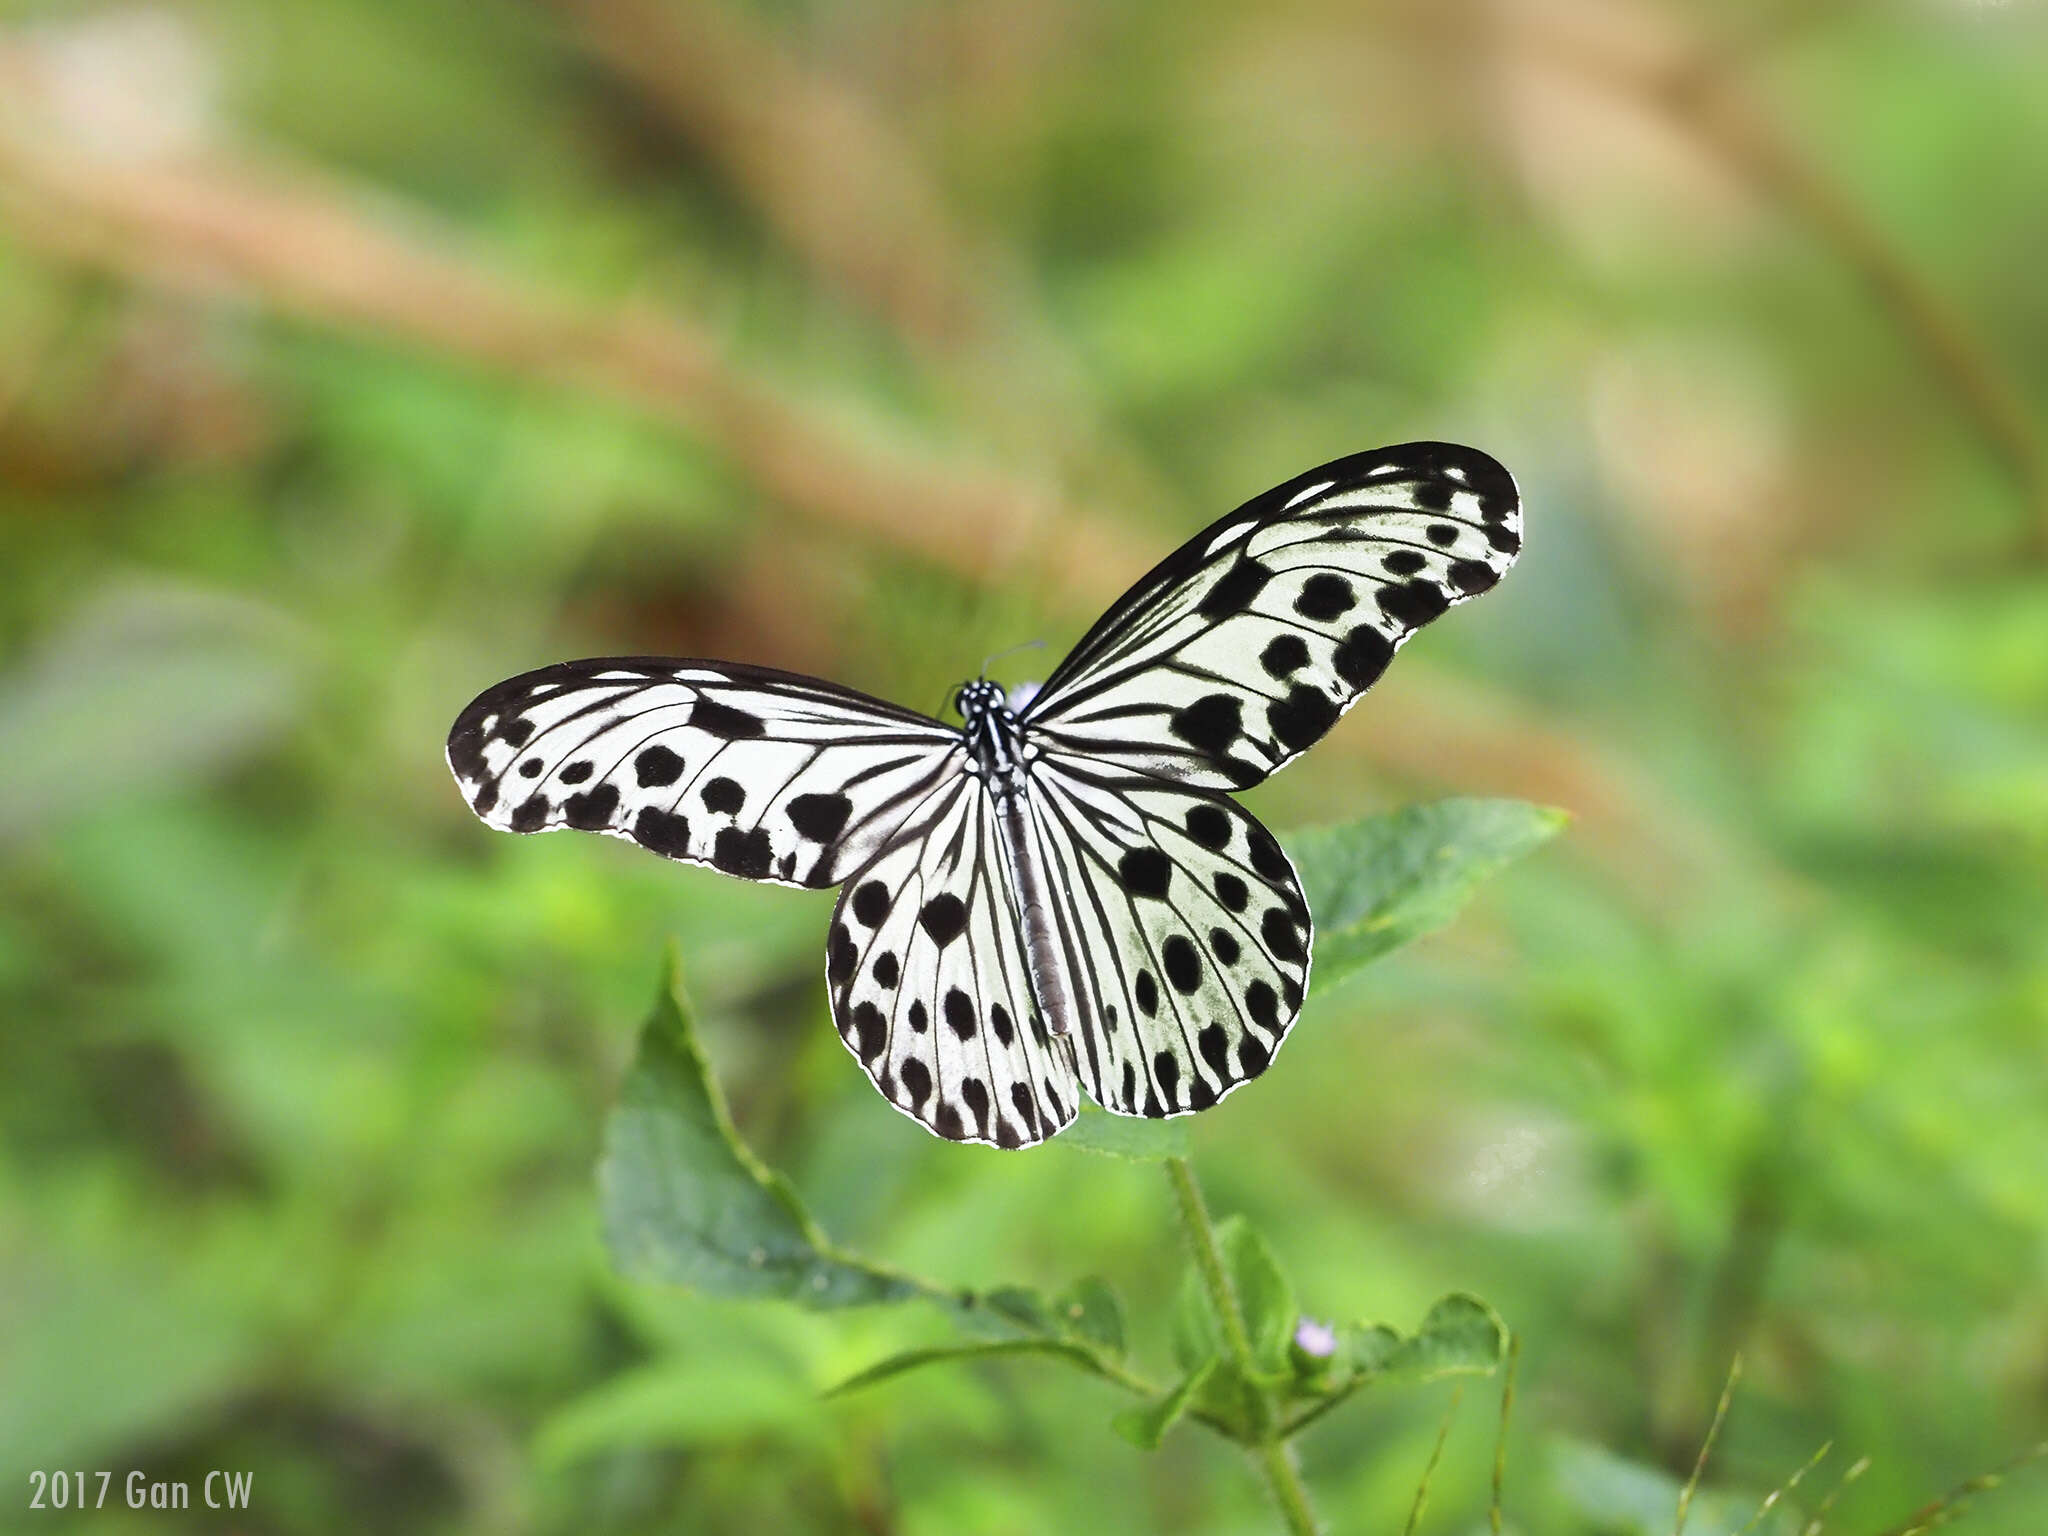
[
  {"left": 827, "top": 776, "right": 1080, "bottom": 1147},
  {"left": 447, "top": 660, "right": 960, "bottom": 888}
]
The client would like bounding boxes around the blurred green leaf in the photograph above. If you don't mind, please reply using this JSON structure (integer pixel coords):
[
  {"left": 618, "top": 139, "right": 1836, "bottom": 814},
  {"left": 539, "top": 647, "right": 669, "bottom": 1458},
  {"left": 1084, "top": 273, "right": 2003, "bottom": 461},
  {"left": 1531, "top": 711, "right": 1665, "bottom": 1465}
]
[
  {"left": 1551, "top": 1437, "right": 1785, "bottom": 1536},
  {"left": 599, "top": 948, "right": 922, "bottom": 1308},
  {"left": 1111, "top": 1360, "right": 1215, "bottom": 1451},
  {"left": 0, "top": 581, "right": 306, "bottom": 842},
  {"left": 536, "top": 1358, "right": 821, "bottom": 1467},
  {"left": 1217, "top": 1216, "right": 1295, "bottom": 1378},
  {"left": 1061, "top": 1102, "right": 1191, "bottom": 1160},
  {"left": 1056, "top": 1277, "right": 1127, "bottom": 1359},
  {"left": 826, "top": 1337, "right": 1110, "bottom": 1398},
  {"left": 1287, "top": 799, "right": 1565, "bottom": 997}
]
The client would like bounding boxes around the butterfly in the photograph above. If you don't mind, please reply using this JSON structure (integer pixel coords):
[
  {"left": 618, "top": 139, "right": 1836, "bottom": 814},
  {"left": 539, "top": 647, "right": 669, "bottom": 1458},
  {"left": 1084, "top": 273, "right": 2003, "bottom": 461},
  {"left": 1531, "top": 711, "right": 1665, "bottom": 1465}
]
[{"left": 447, "top": 443, "right": 1521, "bottom": 1148}]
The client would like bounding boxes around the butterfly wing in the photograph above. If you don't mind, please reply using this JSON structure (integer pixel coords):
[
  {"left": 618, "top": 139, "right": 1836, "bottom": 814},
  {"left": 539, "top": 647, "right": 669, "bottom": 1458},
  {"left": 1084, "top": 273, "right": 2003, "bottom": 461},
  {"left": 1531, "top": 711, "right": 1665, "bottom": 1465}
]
[
  {"left": 446, "top": 658, "right": 961, "bottom": 888},
  {"left": 1025, "top": 751, "right": 1310, "bottom": 1117},
  {"left": 829, "top": 774, "right": 1080, "bottom": 1147},
  {"left": 1022, "top": 442, "right": 1521, "bottom": 790}
]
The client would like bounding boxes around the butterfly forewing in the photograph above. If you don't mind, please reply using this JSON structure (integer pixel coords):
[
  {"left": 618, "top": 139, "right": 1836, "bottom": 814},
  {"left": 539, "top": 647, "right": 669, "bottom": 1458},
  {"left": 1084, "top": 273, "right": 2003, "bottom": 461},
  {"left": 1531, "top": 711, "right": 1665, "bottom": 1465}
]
[
  {"left": 1025, "top": 754, "right": 1309, "bottom": 1118},
  {"left": 829, "top": 776, "right": 1080, "bottom": 1147},
  {"left": 447, "top": 659, "right": 961, "bottom": 888},
  {"left": 1022, "top": 443, "right": 1521, "bottom": 791}
]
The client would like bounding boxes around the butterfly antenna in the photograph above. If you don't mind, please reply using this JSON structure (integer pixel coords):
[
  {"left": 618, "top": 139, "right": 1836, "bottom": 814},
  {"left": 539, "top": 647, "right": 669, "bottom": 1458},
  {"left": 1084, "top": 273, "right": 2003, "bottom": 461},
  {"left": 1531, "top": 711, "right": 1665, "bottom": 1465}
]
[{"left": 978, "top": 638, "right": 1045, "bottom": 678}]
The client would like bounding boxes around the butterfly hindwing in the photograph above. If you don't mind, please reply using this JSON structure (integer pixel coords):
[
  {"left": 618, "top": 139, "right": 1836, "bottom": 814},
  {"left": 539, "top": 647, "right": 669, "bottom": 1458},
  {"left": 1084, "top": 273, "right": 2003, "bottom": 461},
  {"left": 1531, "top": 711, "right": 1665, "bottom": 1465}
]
[
  {"left": 829, "top": 776, "right": 1080, "bottom": 1147},
  {"left": 1025, "top": 752, "right": 1309, "bottom": 1119},
  {"left": 1022, "top": 443, "right": 1521, "bottom": 790},
  {"left": 447, "top": 659, "right": 961, "bottom": 888}
]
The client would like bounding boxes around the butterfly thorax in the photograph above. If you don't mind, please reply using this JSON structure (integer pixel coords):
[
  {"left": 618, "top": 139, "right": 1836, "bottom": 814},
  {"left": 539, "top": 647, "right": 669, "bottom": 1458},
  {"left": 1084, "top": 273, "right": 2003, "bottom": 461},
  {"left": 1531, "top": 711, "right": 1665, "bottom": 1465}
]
[{"left": 956, "top": 679, "right": 1036, "bottom": 796}]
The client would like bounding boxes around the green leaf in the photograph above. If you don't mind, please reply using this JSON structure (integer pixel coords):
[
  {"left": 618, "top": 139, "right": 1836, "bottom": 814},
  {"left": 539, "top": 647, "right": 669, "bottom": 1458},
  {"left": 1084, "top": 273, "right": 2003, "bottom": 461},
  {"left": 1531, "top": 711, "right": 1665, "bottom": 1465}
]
[
  {"left": 1354, "top": 1294, "right": 1506, "bottom": 1384},
  {"left": 826, "top": 1338, "right": 1109, "bottom": 1398},
  {"left": 1217, "top": 1216, "right": 1296, "bottom": 1377},
  {"left": 1111, "top": 1359, "right": 1216, "bottom": 1451},
  {"left": 1286, "top": 799, "right": 1566, "bottom": 997},
  {"left": 1060, "top": 1102, "right": 1192, "bottom": 1160},
  {"left": 1055, "top": 1276, "right": 1128, "bottom": 1358},
  {"left": 599, "top": 948, "right": 921, "bottom": 1308}
]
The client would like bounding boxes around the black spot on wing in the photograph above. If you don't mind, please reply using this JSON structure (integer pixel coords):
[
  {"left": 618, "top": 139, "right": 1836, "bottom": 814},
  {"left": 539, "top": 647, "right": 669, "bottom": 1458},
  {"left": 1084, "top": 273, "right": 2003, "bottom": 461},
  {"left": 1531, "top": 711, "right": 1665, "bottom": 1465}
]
[
  {"left": 787, "top": 792, "right": 853, "bottom": 844},
  {"left": 1169, "top": 693, "right": 1243, "bottom": 756},
  {"left": 1294, "top": 573, "right": 1357, "bottom": 621},
  {"left": 1378, "top": 580, "right": 1449, "bottom": 629},
  {"left": 828, "top": 923, "right": 858, "bottom": 987},
  {"left": 518, "top": 758, "right": 543, "bottom": 778},
  {"left": 1449, "top": 559, "right": 1499, "bottom": 594},
  {"left": 1260, "top": 634, "right": 1310, "bottom": 678},
  {"left": 1135, "top": 970, "right": 1159, "bottom": 1016},
  {"left": 1333, "top": 625, "right": 1394, "bottom": 690},
  {"left": 1246, "top": 824, "right": 1292, "bottom": 884},
  {"left": 1197, "top": 557, "right": 1273, "bottom": 619},
  {"left": 500, "top": 719, "right": 534, "bottom": 749},
  {"left": 1198, "top": 1024, "right": 1230, "bottom": 1078},
  {"left": 1245, "top": 980, "right": 1279, "bottom": 1031},
  {"left": 1162, "top": 935, "right": 1202, "bottom": 994},
  {"left": 1214, "top": 872, "right": 1249, "bottom": 912},
  {"left": 559, "top": 760, "right": 594, "bottom": 784},
  {"left": 635, "top": 746, "right": 684, "bottom": 787},
  {"left": 1153, "top": 1050, "right": 1181, "bottom": 1112},
  {"left": 564, "top": 782, "right": 620, "bottom": 830},
  {"left": 908, "top": 999, "right": 929, "bottom": 1033},
  {"left": 1382, "top": 549, "right": 1426, "bottom": 577},
  {"left": 919, "top": 894, "right": 968, "bottom": 946},
  {"left": 633, "top": 807, "right": 690, "bottom": 857},
  {"left": 1210, "top": 928, "right": 1241, "bottom": 965},
  {"left": 1117, "top": 847, "right": 1174, "bottom": 899},
  {"left": 1267, "top": 684, "right": 1339, "bottom": 751},
  {"left": 901, "top": 1058, "right": 932, "bottom": 1108},
  {"left": 850, "top": 1001, "right": 885, "bottom": 1062},
  {"left": 713, "top": 825, "right": 774, "bottom": 878},
  {"left": 962, "top": 1077, "right": 991, "bottom": 1137},
  {"left": 1184, "top": 804, "right": 1232, "bottom": 850},
  {"left": 872, "top": 951, "right": 899, "bottom": 988},
  {"left": 852, "top": 880, "right": 890, "bottom": 927},
  {"left": 1261, "top": 908, "right": 1305, "bottom": 964},
  {"left": 701, "top": 776, "right": 745, "bottom": 813},
  {"left": 1009, "top": 1081, "right": 1039, "bottom": 1139},
  {"left": 944, "top": 987, "right": 977, "bottom": 1040},
  {"left": 991, "top": 1003, "right": 1014, "bottom": 1046},
  {"left": 692, "top": 698, "right": 766, "bottom": 738},
  {"left": 510, "top": 795, "right": 549, "bottom": 832}
]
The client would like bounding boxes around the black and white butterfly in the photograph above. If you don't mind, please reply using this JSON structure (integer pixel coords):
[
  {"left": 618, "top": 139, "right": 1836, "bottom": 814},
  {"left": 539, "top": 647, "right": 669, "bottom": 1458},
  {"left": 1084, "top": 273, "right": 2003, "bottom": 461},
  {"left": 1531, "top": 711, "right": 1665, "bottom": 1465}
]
[{"left": 448, "top": 443, "right": 1521, "bottom": 1148}]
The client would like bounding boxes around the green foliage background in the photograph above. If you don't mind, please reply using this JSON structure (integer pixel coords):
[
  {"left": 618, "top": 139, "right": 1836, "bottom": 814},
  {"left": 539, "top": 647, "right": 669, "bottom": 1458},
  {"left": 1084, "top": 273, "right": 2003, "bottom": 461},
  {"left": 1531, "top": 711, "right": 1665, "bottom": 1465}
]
[{"left": 1, "top": 0, "right": 2044, "bottom": 1531}]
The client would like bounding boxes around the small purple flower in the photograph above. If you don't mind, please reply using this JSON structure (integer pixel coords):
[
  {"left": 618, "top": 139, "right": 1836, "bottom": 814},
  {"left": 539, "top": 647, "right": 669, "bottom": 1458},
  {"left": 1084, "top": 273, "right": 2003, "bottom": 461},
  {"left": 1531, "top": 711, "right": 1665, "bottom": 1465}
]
[{"left": 1293, "top": 1317, "right": 1337, "bottom": 1358}]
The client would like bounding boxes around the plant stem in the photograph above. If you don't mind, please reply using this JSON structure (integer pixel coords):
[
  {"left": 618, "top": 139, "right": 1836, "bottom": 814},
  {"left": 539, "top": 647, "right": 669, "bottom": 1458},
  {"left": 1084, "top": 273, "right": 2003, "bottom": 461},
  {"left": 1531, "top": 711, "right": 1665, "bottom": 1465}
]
[{"left": 1165, "top": 1156, "right": 1320, "bottom": 1536}]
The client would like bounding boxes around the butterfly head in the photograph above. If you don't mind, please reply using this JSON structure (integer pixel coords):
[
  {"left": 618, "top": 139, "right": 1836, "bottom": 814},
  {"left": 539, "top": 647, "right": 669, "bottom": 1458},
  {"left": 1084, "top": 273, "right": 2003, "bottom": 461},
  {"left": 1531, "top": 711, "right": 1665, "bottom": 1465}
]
[{"left": 952, "top": 678, "right": 1010, "bottom": 722}]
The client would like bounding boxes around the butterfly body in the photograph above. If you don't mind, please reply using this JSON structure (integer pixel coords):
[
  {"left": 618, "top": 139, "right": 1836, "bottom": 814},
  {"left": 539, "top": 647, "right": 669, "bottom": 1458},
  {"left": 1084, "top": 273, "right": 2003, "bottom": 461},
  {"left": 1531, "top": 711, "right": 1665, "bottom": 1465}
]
[{"left": 449, "top": 442, "right": 1522, "bottom": 1148}]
